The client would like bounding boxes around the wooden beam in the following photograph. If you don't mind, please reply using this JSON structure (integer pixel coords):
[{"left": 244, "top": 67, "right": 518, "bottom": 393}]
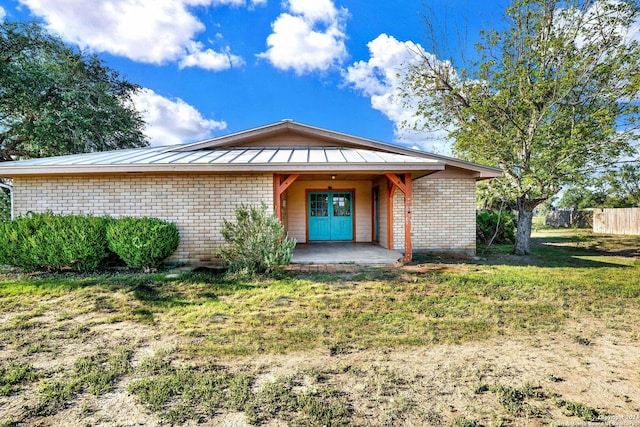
[
  {"left": 387, "top": 179, "right": 396, "bottom": 251},
  {"left": 385, "top": 173, "right": 413, "bottom": 263},
  {"left": 385, "top": 173, "right": 406, "bottom": 194},
  {"left": 278, "top": 174, "right": 300, "bottom": 194},
  {"left": 273, "top": 173, "right": 300, "bottom": 221},
  {"left": 273, "top": 174, "right": 282, "bottom": 220},
  {"left": 404, "top": 173, "right": 412, "bottom": 263}
]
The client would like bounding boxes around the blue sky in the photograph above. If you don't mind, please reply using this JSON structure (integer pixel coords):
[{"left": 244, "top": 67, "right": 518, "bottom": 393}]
[{"left": 0, "top": 0, "right": 504, "bottom": 154}]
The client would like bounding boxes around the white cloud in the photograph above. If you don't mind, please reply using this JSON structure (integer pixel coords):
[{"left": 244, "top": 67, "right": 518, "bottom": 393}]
[
  {"left": 208, "top": 0, "right": 265, "bottom": 6},
  {"left": 132, "top": 89, "right": 227, "bottom": 146},
  {"left": 258, "top": 0, "right": 348, "bottom": 74},
  {"left": 0, "top": 6, "right": 6, "bottom": 21},
  {"left": 345, "top": 34, "right": 453, "bottom": 155},
  {"left": 179, "top": 41, "right": 245, "bottom": 70},
  {"left": 17, "top": 0, "right": 245, "bottom": 70}
]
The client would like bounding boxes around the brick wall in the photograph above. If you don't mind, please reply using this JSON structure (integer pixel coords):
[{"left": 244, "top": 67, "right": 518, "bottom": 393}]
[
  {"left": 392, "top": 191, "right": 405, "bottom": 250},
  {"left": 402, "top": 178, "right": 476, "bottom": 254},
  {"left": 12, "top": 173, "right": 477, "bottom": 262},
  {"left": 12, "top": 174, "right": 272, "bottom": 263},
  {"left": 375, "top": 179, "right": 388, "bottom": 249}
]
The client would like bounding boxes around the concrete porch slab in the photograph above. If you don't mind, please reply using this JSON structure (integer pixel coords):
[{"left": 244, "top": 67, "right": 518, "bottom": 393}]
[{"left": 291, "top": 243, "right": 403, "bottom": 265}]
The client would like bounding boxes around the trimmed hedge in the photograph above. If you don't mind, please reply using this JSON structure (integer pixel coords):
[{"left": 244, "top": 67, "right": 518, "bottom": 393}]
[
  {"left": 0, "top": 212, "right": 109, "bottom": 271},
  {"left": 0, "top": 213, "right": 179, "bottom": 272},
  {"left": 106, "top": 217, "right": 179, "bottom": 270}
]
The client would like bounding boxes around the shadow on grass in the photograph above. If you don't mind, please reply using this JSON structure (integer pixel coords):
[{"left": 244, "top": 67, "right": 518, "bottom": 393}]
[
  {"left": 415, "top": 234, "right": 639, "bottom": 269},
  {"left": 0, "top": 270, "right": 259, "bottom": 306}
]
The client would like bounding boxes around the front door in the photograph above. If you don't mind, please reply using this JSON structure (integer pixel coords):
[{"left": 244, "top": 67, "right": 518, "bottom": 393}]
[{"left": 308, "top": 191, "right": 353, "bottom": 241}]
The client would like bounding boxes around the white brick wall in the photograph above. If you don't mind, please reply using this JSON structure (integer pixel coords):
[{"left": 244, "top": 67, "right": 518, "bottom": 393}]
[
  {"left": 13, "top": 174, "right": 272, "bottom": 263},
  {"left": 407, "top": 178, "right": 476, "bottom": 254},
  {"left": 12, "top": 173, "right": 477, "bottom": 263}
]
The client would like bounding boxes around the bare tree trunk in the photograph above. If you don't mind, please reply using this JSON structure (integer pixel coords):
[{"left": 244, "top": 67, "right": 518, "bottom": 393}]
[{"left": 513, "top": 207, "right": 533, "bottom": 255}]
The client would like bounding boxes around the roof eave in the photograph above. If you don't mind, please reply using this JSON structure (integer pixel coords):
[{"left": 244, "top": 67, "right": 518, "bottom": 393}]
[{"left": 0, "top": 162, "right": 446, "bottom": 176}]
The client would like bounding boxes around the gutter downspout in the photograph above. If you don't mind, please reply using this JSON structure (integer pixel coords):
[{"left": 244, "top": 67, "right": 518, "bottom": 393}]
[{"left": 0, "top": 181, "right": 14, "bottom": 220}]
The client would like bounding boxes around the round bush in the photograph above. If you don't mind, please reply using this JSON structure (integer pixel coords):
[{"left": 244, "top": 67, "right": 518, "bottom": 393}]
[{"left": 106, "top": 217, "right": 179, "bottom": 269}]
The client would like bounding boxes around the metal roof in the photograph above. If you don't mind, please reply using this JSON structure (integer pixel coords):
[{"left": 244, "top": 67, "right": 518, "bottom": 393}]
[
  {"left": 0, "top": 145, "right": 445, "bottom": 176},
  {"left": 0, "top": 121, "right": 502, "bottom": 178},
  {"left": 1, "top": 145, "right": 442, "bottom": 165}
]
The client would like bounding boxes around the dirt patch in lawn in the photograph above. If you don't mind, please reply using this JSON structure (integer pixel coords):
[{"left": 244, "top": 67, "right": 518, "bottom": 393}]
[{"left": 2, "top": 316, "right": 638, "bottom": 426}]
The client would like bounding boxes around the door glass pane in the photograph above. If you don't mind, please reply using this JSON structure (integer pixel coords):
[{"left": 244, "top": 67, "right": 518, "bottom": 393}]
[
  {"left": 333, "top": 193, "right": 351, "bottom": 217},
  {"left": 310, "top": 193, "right": 328, "bottom": 217}
]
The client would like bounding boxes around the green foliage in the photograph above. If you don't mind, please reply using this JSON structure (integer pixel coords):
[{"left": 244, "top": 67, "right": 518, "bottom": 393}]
[
  {"left": 558, "top": 185, "right": 608, "bottom": 210},
  {"left": 0, "top": 212, "right": 109, "bottom": 271},
  {"left": 604, "top": 163, "right": 640, "bottom": 207},
  {"left": 555, "top": 399, "right": 599, "bottom": 421},
  {"left": 476, "top": 210, "right": 516, "bottom": 245},
  {"left": 490, "top": 383, "right": 545, "bottom": 417},
  {"left": 128, "top": 358, "right": 253, "bottom": 423},
  {"left": 560, "top": 164, "right": 640, "bottom": 209},
  {"left": 216, "top": 203, "right": 296, "bottom": 275},
  {"left": 34, "top": 349, "right": 132, "bottom": 416},
  {"left": 0, "top": 21, "right": 147, "bottom": 162},
  {"left": 452, "top": 417, "right": 480, "bottom": 427},
  {"left": 403, "top": 0, "right": 640, "bottom": 254},
  {"left": 106, "top": 217, "right": 179, "bottom": 270},
  {"left": 0, "top": 185, "right": 9, "bottom": 222},
  {"left": 0, "top": 362, "right": 38, "bottom": 396},
  {"left": 0, "top": 213, "right": 178, "bottom": 271}
]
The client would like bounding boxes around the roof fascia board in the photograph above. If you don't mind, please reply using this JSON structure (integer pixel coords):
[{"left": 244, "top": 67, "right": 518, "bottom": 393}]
[{"left": 0, "top": 163, "right": 446, "bottom": 176}]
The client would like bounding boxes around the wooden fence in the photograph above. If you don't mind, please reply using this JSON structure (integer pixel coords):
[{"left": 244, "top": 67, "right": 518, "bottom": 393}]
[
  {"left": 545, "top": 209, "right": 591, "bottom": 228},
  {"left": 592, "top": 208, "right": 640, "bottom": 235}
]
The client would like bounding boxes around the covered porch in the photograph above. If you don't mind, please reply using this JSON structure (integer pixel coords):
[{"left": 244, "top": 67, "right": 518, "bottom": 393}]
[
  {"left": 273, "top": 172, "right": 419, "bottom": 263},
  {"left": 291, "top": 242, "right": 403, "bottom": 265}
]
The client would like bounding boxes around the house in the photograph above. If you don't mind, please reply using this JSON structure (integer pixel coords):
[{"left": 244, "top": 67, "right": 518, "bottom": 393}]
[{"left": 0, "top": 120, "right": 501, "bottom": 263}]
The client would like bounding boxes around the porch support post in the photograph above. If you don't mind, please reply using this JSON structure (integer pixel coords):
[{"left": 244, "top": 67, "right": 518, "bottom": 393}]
[
  {"left": 273, "top": 173, "right": 300, "bottom": 221},
  {"left": 404, "top": 173, "right": 412, "bottom": 263},
  {"left": 385, "top": 173, "right": 413, "bottom": 263},
  {"left": 387, "top": 180, "right": 396, "bottom": 251}
]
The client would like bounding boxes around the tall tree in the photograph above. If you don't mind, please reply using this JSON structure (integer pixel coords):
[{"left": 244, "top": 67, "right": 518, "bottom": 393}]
[
  {"left": 0, "top": 21, "right": 147, "bottom": 161},
  {"left": 403, "top": 0, "right": 640, "bottom": 254},
  {"left": 559, "top": 163, "right": 640, "bottom": 208},
  {"left": 604, "top": 163, "right": 640, "bottom": 206}
]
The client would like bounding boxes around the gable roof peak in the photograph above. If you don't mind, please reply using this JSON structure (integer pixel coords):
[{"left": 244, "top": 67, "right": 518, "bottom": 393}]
[{"left": 170, "top": 120, "right": 415, "bottom": 155}]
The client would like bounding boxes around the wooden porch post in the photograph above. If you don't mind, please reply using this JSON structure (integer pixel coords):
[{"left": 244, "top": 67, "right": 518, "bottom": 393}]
[
  {"left": 387, "top": 180, "right": 396, "bottom": 251},
  {"left": 273, "top": 173, "right": 300, "bottom": 221},
  {"left": 404, "top": 173, "right": 412, "bottom": 263},
  {"left": 273, "top": 174, "right": 281, "bottom": 220},
  {"left": 385, "top": 173, "right": 413, "bottom": 263}
]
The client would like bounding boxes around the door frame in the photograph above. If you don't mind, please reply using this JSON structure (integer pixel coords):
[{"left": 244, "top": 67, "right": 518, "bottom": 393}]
[
  {"left": 372, "top": 186, "right": 379, "bottom": 243},
  {"left": 305, "top": 188, "right": 356, "bottom": 242}
]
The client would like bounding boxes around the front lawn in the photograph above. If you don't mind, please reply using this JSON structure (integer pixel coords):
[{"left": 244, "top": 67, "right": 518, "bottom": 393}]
[{"left": 1, "top": 229, "right": 638, "bottom": 426}]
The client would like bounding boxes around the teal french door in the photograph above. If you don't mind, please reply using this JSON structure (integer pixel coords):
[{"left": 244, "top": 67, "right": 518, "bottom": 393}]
[{"left": 308, "top": 191, "right": 353, "bottom": 241}]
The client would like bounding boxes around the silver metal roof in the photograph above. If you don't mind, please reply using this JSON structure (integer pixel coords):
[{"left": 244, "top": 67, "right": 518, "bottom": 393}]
[
  {"left": 0, "top": 121, "right": 502, "bottom": 178},
  {"left": 0, "top": 146, "right": 441, "bottom": 167}
]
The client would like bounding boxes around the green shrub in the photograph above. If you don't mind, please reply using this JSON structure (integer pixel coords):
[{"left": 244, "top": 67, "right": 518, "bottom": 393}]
[
  {"left": 0, "top": 187, "right": 10, "bottom": 222},
  {"left": 476, "top": 209, "right": 516, "bottom": 245},
  {"left": 106, "top": 217, "right": 179, "bottom": 270},
  {"left": 0, "top": 212, "right": 109, "bottom": 271},
  {"left": 215, "top": 203, "right": 296, "bottom": 275}
]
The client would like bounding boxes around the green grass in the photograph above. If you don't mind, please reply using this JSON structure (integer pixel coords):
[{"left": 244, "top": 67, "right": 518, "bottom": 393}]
[
  {"left": 32, "top": 348, "right": 133, "bottom": 416},
  {"left": 1, "top": 231, "right": 639, "bottom": 357},
  {"left": 0, "top": 229, "right": 638, "bottom": 425},
  {"left": 0, "top": 362, "right": 39, "bottom": 396}
]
